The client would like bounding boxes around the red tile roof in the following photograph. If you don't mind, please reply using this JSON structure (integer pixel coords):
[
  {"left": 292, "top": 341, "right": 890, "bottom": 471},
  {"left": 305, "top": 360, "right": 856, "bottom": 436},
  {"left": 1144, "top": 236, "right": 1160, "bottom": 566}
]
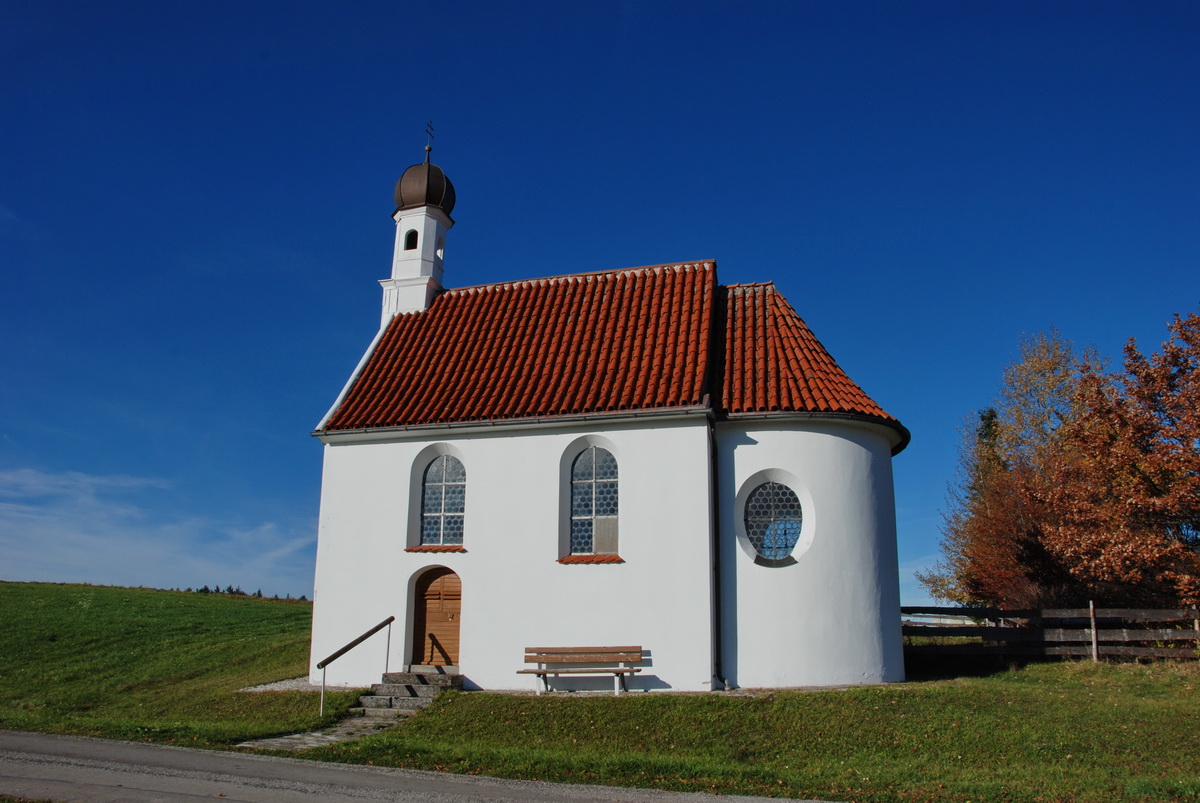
[
  {"left": 721, "top": 283, "right": 895, "bottom": 420},
  {"left": 320, "top": 261, "right": 907, "bottom": 450}
]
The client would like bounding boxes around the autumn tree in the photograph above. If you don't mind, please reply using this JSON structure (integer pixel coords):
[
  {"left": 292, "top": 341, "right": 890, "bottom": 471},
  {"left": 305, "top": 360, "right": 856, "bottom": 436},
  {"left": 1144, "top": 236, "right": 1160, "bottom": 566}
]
[
  {"left": 1041, "top": 312, "right": 1200, "bottom": 606},
  {"left": 919, "top": 330, "right": 1089, "bottom": 607},
  {"left": 922, "top": 313, "right": 1200, "bottom": 608}
]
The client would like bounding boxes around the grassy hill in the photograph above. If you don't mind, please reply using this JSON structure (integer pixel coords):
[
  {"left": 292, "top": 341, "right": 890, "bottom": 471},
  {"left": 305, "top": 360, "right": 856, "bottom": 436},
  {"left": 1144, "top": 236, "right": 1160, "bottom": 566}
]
[
  {"left": 0, "top": 581, "right": 359, "bottom": 745},
  {"left": 305, "top": 663, "right": 1200, "bottom": 802},
  {"left": 2, "top": 581, "right": 1198, "bottom": 801}
]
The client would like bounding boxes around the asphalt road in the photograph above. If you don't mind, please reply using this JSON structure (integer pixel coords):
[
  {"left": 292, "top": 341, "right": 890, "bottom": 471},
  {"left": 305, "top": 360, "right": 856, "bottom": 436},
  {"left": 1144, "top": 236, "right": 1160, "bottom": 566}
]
[{"left": 0, "top": 730, "right": 829, "bottom": 802}]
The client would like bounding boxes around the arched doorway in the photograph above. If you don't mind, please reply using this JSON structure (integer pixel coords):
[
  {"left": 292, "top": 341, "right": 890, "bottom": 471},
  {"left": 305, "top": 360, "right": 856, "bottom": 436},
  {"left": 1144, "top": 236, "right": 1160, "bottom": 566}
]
[{"left": 411, "top": 567, "right": 461, "bottom": 666}]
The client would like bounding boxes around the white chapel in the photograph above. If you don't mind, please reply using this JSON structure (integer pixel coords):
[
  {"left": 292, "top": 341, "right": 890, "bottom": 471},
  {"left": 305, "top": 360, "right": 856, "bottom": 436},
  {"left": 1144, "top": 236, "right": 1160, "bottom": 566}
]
[{"left": 308, "top": 151, "right": 910, "bottom": 692}]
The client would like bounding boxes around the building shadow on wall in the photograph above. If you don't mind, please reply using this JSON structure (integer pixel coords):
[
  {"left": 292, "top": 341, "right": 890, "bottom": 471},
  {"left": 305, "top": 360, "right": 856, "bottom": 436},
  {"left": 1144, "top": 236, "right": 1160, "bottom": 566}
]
[
  {"left": 628, "top": 649, "right": 670, "bottom": 691},
  {"left": 715, "top": 430, "right": 758, "bottom": 689}
]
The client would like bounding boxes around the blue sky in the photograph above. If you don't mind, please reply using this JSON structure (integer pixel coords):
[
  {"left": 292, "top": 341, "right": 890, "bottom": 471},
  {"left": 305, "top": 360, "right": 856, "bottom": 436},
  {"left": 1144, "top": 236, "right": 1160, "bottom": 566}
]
[{"left": 2, "top": 1, "right": 1197, "bottom": 601}]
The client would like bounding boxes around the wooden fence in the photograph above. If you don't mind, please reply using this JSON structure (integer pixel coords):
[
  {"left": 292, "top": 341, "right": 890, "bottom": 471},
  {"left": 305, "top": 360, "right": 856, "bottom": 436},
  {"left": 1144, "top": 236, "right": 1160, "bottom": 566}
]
[{"left": 902, "top": 604, "right": 1200, "bottom": 660}]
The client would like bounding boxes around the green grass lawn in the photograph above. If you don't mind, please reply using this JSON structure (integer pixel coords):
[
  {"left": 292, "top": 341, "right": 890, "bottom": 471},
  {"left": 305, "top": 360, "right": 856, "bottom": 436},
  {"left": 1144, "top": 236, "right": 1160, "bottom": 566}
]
[
  {"left": 0, "top": 581, "right": 360, "bottom": 746},
  {"left": 303, "top": 663, "right": 1200, "bottom": 802},
  {"left": 2, "top": 581, "right": 1198, "bottom": 801}
]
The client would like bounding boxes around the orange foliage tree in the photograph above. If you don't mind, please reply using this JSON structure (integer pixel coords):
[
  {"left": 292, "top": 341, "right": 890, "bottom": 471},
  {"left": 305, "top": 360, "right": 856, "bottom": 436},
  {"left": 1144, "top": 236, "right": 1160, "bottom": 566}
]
[
  {"left": 919, "top": 331, "right": 1089, "bottom": 607},
  {"left": 1041, "top": 312, "right": 1200, "bottom": 606},
  {"left": 922, "top": 313, "right": 1200, "bottom": 608}
]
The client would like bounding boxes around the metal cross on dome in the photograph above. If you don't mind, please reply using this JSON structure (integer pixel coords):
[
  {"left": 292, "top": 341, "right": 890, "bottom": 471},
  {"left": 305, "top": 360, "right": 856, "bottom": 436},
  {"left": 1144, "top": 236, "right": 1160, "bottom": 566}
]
[{"left": 424, "top": 121, "right": 434, "bottom": 161}]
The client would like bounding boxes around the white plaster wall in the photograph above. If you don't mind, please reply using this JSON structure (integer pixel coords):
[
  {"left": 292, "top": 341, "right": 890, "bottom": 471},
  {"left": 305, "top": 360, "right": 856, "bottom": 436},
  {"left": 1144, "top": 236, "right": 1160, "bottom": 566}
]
[
  {"left": 309, "top": 416, "right": 716, "bottom": 691},
  {"left": 390, "top": 207, "right": 448, "bottom": 283},
  {"left": 716, "top": 420, "right": 904, "bottom": 688}
]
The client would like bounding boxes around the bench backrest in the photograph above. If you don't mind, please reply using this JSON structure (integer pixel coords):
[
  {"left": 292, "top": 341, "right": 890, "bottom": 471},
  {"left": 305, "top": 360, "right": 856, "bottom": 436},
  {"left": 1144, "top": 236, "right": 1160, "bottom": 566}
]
[{"left": 524, "top": 646, "right": 642, "bottom": 665}]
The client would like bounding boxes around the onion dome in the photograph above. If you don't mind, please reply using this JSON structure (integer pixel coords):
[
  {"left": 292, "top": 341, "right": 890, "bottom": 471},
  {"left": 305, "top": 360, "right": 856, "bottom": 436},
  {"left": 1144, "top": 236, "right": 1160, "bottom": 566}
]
[{"left": 394, "top": 147, "right": 456, "bottom": 214}]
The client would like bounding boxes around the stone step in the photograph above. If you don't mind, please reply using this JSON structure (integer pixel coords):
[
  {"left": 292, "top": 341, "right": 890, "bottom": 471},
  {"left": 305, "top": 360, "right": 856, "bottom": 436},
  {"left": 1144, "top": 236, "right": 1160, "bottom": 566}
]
[
  {"left": 400, "top": 664, "right": 460, "bottom": 674},
  {"left": 381, "top": 672, "right": 463, "bottom": 688},
  {"left": 356, "top": 667, "right": 462, "bottom": 716},
  {"left": 359, "top": 695, "right": 435, "bottom": 711},
  {"left": 350, "top": 706, "right": 416, "bottom": 719},
  {"left": 370, "top": 683, "right": 443, "bottom": 698}
]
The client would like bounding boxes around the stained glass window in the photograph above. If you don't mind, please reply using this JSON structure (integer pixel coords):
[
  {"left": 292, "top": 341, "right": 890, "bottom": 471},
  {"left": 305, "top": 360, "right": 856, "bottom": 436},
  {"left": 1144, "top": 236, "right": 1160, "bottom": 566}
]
[
  {"left": 570, "top": 446, "right": 618, "bottom": 555},
  {"left": 744, "top": 481, "right": 802, "bottom": 561},
  {"left": 421, "top": 455, "right": 465, "bottom": 545}
]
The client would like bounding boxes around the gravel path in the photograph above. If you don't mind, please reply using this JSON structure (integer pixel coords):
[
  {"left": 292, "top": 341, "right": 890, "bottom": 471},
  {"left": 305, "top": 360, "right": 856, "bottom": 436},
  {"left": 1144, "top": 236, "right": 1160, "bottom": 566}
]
[{"left": 240, "top": 676, "right": 328, "bottom": 693}]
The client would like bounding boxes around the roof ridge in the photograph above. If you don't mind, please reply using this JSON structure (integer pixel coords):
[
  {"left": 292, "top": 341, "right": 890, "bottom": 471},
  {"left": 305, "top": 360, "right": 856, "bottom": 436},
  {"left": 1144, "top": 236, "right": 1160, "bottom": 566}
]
[
  {"left": 723, "top": 281, "right": 776, "bottom": 291},
  {"left": 441, "top": 260, "right": 717, "bottom": 296}
]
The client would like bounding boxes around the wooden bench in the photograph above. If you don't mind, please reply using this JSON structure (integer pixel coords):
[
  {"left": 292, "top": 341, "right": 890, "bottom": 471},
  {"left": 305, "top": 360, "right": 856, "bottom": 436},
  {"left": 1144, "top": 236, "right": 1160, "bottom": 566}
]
[{"left": 517, "top": 646, "right": 643, "bottom": 695}]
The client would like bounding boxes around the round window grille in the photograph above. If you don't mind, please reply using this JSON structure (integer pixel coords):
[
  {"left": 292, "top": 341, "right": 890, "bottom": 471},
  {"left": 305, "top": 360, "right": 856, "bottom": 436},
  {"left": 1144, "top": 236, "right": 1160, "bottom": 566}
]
[{"left": 743, "top": 481, "right": 802, "bottom": 561}]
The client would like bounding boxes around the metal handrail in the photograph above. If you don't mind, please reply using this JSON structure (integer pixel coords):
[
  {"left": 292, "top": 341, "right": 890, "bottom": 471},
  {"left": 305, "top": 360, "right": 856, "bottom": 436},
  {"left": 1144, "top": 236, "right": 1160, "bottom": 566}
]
[{"left": 317, "top": 615, "right": 395, "bottom": 715}]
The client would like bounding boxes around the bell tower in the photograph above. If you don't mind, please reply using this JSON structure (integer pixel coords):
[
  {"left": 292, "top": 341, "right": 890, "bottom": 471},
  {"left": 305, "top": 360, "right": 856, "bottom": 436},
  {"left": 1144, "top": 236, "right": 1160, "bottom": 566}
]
[{"left": 380, "top": 144, "right": 456, "bottom": 323}]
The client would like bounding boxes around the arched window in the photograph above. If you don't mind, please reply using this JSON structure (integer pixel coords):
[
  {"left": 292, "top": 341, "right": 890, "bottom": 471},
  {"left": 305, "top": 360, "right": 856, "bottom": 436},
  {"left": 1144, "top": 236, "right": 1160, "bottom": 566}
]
[
  {"left": 404, "top": 229, "right": 418, "bottom": 250},
  {"left": 744, "top": 481, "right": 802, "bottom": 561},
  {"left": 421, "top": 455, "right": 465, "bottom": 545},
  {"left": 569, "top": 446, "right": 618, "bottom": 554}
]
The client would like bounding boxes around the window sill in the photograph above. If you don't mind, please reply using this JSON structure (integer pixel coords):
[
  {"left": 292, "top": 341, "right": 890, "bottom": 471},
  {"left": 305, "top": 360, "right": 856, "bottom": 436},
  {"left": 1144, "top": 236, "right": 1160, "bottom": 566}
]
[
  {"left": 557, "top": 554, "right": 624, "bottom": 564},
  {"left": 405, "top": 545, "right": 466, "bottom": 553},
  {"left": 753, "top": 554, "right": 796, "bottom": 567}
]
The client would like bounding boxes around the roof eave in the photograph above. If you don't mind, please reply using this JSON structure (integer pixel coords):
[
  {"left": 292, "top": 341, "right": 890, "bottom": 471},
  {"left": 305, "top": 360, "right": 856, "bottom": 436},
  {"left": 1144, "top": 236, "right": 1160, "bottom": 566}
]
[
  {"left": 313, "top": 404, "right": 714, "bottom": 444},
  {"left": 721, "top": 410, "right": 911, "bottom": 456}
]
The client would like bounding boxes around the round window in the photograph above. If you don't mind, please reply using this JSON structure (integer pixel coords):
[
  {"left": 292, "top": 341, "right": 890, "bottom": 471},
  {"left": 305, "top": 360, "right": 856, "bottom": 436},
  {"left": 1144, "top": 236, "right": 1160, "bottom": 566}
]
[{"left": 743, "top": 481, "right": 803, "bottom": 562}]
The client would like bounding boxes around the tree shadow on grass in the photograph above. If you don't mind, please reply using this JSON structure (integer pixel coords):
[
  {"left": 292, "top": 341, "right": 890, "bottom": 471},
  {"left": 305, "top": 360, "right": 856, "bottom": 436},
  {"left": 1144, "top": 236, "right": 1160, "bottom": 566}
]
[{"left": 903, "top": 650, "right": 1053, "bottom": 682}]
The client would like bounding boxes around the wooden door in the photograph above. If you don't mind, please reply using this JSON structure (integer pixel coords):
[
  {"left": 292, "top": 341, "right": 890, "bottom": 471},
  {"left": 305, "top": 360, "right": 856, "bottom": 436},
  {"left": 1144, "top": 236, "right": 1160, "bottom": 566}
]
[{"left": 411, "top": 568, "right": 461, "bottom": 665}]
